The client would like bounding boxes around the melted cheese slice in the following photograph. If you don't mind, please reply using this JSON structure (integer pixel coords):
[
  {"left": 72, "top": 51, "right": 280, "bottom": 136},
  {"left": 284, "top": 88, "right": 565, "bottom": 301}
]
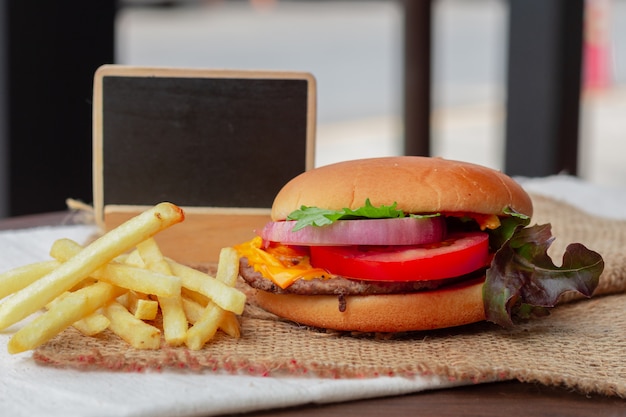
[{"left": 234, "top": 237, "right": 328, "bottom": 289}]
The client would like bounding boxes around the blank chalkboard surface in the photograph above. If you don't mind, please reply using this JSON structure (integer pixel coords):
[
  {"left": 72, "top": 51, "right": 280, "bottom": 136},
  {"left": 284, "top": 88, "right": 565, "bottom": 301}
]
[{"left": 92, "top": 65, "right": 316, "bottom": 263}]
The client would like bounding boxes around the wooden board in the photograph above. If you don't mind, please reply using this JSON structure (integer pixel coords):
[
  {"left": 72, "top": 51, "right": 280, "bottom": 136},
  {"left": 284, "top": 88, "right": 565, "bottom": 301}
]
[
  {"left": 103, "top": 206, "right": 272, "bottom": 266},
  {"left": 92, "top": 65, "right": 316, "bottom": 263}
]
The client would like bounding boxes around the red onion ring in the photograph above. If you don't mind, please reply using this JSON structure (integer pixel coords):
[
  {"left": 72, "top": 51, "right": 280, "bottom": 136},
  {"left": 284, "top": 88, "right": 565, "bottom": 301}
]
[{"left": 260, "top": 217, "right": 446, "bottom": 246}]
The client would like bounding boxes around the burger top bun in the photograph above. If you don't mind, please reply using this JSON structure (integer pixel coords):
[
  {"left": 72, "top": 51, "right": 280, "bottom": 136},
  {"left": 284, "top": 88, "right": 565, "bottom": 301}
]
[{"left": 271, "top": 156, "right": 533, "bottom": 221}]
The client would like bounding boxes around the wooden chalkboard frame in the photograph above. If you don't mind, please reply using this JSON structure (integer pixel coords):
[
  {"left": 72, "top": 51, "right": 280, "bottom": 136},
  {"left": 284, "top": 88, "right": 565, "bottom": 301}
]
[{"left": 92, "top": 65, "right": 316, "bottom": 263}]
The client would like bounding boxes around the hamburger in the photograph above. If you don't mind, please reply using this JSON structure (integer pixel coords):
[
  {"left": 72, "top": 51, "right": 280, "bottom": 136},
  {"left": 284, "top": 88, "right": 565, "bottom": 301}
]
[{"left": 235, "top": 156, "right": 603, "bottom": 332}]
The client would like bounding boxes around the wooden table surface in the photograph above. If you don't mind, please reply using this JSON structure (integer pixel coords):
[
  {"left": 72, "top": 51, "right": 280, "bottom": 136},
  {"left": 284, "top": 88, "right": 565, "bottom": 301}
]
[{"left": 2, "top": 211, "right": 625, "bottom": 416}]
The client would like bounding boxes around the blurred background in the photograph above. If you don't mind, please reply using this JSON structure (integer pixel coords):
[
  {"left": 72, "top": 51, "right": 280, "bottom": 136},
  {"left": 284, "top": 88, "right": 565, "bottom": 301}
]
[{"left": 1, "top": 0, "right": 624, "bottom": 218}]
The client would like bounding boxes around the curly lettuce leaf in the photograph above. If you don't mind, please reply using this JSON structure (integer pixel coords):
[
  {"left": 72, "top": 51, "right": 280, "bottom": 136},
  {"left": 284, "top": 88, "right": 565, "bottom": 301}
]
[
  {"left": 287, "top": 199, "right": 437, "bottom": 231},
  {"left": 483, "top": 223, "right": 604, "bottom": 328},
  {"left": 486, "top": 207, "right": 531, "bottom": 251}
]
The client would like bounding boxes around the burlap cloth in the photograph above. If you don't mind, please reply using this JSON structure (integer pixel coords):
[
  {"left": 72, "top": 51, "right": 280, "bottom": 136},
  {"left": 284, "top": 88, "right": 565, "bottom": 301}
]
[{"left": 34, "top": 194, "right": 626, "bottom": 397}]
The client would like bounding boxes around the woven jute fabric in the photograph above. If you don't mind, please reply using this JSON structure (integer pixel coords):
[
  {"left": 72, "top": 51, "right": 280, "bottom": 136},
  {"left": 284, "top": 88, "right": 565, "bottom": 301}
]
[{"left": 34, "top": 194, "right": 626, "bottom": 397}]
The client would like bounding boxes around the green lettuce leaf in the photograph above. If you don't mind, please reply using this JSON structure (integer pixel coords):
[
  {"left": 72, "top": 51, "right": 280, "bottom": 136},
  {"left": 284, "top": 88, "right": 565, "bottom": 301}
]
[
  {"left": 486, "top": 207, "right": 531, "bottom": 252},
  {"left": 286, "top": 199, "right": 437, "bottom": 231},
  {"left": 483, "top": 223, "right": 604, "bottom": 328}
]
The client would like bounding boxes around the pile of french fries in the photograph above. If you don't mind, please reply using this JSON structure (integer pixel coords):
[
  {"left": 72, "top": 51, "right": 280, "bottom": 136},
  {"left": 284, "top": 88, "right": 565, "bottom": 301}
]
[{"left": 0, "top": 202, "right": 246, "bottom": 354}]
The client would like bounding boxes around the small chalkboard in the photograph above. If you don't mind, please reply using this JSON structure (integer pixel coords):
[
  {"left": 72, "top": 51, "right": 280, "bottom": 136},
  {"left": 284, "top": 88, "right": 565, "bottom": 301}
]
[{"left": 92, "top": 65, "right": 316, "bottom": 263}]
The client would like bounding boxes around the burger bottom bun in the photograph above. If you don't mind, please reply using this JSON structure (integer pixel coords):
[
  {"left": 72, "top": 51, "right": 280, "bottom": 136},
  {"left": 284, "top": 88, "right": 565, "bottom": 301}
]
[{"left": 251, "top": 277, "right": 486, "bottom": 333}]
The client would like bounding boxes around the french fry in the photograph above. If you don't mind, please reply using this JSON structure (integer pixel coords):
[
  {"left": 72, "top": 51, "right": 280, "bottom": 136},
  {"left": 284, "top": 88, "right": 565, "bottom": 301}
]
[
  {"left": 181, "top": 296, "right": 205, "bottom": 324},
  {"left": 185, "top": 303, "right": 225, "bottom": 350},
  {"left": 219, "top": 311, "right": 241, "bottom": 339},
  {"left": 215, "top": 247, "right": 240, "bottom": 287},
  {"left": 120, "top": 291, "right": 159, "bottom": 321},
  {"left": 69, "top": 277, "right": 98, "bottom": 292},
  {"left": 136, "top": 238, "right": 171, "bottom": 275},
  {"left": 137, "top": 237, "right": 187, "bottom": 346},
  {"left": 181, "top": 287, "right": 210, "bottom": 307},
  {"left": 157, "top": 295, "right": 187, "bottom": 346},
  {"left": 185, "top": 247, "right": 241, "bottom": 349},
  {"left": 182, "top": 295, "right": 240, "bottom": 338},
  {"left": 0, "top": 202, "right": 184, "bottom": 330},
  {"left": 167, "top": 260, "right": 245, "bottom": 314},
  {"left": 124, "top": 249, "right": 145, "bottom": 268},
  {"left": 50, "top": 238, "right": 182, "bottom": 298},
  {"left": 44, "top": 289, "right": 110, "bottom": 337},
  {"left": 46, "top": 237, "right": 83, "bottom": 261},
  {"left": 213, "top": 247, "right": 242, "bottom": 338},
  {"left": 132, "top": 299, "right": 158, "bottom": 320},
  {"left": 7, "top": 282, "right": 121, "bottom": 354},
  {"left": 98, "top": 264, "right": 181, "bottom": 298},
  {"left": 103, "top": 301, "right": 161, "bottom": 350},
  {"left": 72, "top": 312, "right": 110, "bottom": 336},
  {"left": 0, "top": 261, "right": 60, "bottom": 301}
]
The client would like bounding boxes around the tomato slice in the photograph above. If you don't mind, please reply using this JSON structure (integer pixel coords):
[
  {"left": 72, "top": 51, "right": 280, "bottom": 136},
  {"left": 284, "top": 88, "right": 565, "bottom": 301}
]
[{"left": 309, "top": 232, "right": 489, "bottom": 282}]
